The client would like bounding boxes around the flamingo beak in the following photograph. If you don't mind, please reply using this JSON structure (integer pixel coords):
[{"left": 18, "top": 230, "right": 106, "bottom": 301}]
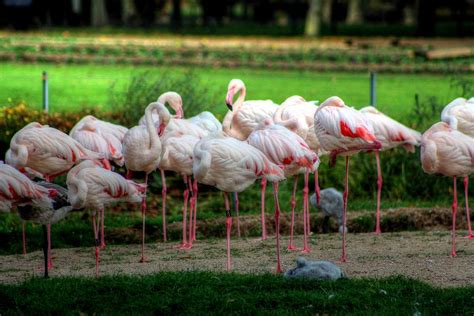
[{"left": 226, "top": 89, "right": 234, "bottom": 111}]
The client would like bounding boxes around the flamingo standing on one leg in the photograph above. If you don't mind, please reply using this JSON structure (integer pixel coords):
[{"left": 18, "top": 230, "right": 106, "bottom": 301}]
[
  {"left": 193, "top": 132, "right": 285, "bottom": 272},
  {"left": 273, "top": 95, "right": 324, "bottom": 249},
  {"left": 0, "top": 162, "right": 75, "bottom": 278},
  {"left": 360, "top": 106, "right": 421, "bottom": 234},
  {"left": 248, "top": 119, "right": 319, "bottom": 253},
  {"left": 123, "top": 102, "right": 171, "bottom": 262},
  {"left": 441, "top": 97, "right": 474, "bottom": 238},
  {"left": 224, "top": 79, "right": 279, "bottom": 240},
  {"left": 67, "top": 161, "right": 145, "bottom": 276},
  {"left": 314, "top": 96, "right": 381, "bottom": 262},
  {"left": 5, "top": 122, "right": 106, "bottom": 264},
  {"left": 70, "top": 115, "right": 128, "bottom": 248},
  {"left": 420, "top": 122, "right": 474, "bottom": 256}
]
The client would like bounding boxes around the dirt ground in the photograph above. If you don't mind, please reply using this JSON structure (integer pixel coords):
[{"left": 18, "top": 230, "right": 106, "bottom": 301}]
[{"left": 1, "top": 231, "right": 473, "bottom": 288}]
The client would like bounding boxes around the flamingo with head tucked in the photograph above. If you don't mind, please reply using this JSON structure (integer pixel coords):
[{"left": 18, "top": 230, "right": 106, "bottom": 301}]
[
  {"left": 247, "top": 119, "right": 319, "bottom": 253},
  {"left": 420, "top": 122, "right": 474, "bottom": 256},
  {"left": 193, "top": 132, "right": 285, "bottom": 271},
  {"left": 360, "top": 106, "right": 421, "bottom": 234},
  {"left": 123, "top": 102, "right": 170, "bottom": 262},
  {"left": 314, "top": 96, "right": 381, "bottom": 262},
  {"left": 441, "top": 97, "right": 474, "bottom": 238}
]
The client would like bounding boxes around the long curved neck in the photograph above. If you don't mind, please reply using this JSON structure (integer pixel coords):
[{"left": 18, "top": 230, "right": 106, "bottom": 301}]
[
  {"left": 234, "top": 85, "right": 246, "bottom": 110},
  {"left": 144, "top": 103, "right": 161, "bottom": 150},
  {"left": 158, "top": 93, "right": 184, "bottom": 118}
]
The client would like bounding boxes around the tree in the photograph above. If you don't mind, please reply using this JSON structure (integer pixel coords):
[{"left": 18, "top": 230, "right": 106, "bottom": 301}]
[
  {"left": 171, "top": 0, "right": 182, "bottom": 28},
  {"left": 91, "top": 0, "right": 109, "bottom": 27},
  {"left": 121, "top": 0, "right": 136, "bottom": 24},
  {"left": 346, "top": 0, "right": 362, "bottom": 25},
  {"left": 305, "top": 0, "right": 322, "bottom": 37},
  {"left": 322, "top": 0, "right": 332, "bottom": 24}
]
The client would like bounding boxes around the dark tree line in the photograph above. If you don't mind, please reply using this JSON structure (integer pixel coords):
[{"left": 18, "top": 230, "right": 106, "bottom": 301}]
[{"left": 0, "top": 0, "right": 472, "bottom": 37}]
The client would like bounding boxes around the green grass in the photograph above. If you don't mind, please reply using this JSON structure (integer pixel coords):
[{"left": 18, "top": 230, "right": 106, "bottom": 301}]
[
  {"left": 0, "top": 62, "right": 463, "bottom": 119},
  {"left": 0, "top": 272, "right": 473, "bottom": 314}
]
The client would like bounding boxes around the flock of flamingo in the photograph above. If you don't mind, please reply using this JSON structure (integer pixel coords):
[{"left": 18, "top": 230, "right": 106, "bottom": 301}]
[{"left": 1, "top": 78, "right": 473, "bottom": 278}]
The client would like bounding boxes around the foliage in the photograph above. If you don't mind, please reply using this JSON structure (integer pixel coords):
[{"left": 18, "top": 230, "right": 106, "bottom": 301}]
[
  {"left": 109, "top": 70, "right": 219, "bottom": 126},
  {"left": 1, "top": 272, "right": 474, "bottom": 314}
]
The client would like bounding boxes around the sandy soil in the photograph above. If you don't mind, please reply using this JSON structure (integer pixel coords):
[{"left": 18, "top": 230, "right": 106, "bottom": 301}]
[{"left": 1, "top": 231, "right": 473, "bottom": 288}]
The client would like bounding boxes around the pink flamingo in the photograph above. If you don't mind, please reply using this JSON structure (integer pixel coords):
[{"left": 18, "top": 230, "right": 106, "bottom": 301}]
[
  {"left": 314, "top": 96, "right": 381, "bottom": 262},
  {"left": 6, "top": 122, "right": 106, "bottom": 261},
  {"left": 360, "top": 106, "right": 421, "bottom": 234},
  {"left": 420, "top": 122, "right": 474, "bottom": 256},
  {"left": 193, "top": 132, "right": 285, "bottom": 272},
  {"left": 67, "top": 160, "right": 145, "bottom": 276},
  {"left": 273, "top": 95, "right": 324, "bottom": 249},
  {"left": 123, "top": 102, "right": 170, "bottom": 262},
  {"left": 224, "top": 79, "right": 279, "bottom": 240},
  {"left": 70, "top": 115, "right": 128, "bottom": 167},
  {"left": 441, "top": 97, "right": 474, "bottom": 238},
  {"left": 248, "top": 119, "right": 319, "bottom": 253}
]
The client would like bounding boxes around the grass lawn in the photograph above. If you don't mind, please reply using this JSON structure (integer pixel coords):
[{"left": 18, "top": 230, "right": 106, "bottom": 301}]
[
  {"left": 1, "top": 272, "right": 473, "bottom": 314},
  {"left": 0, "top": 62, "right": 463, "bottom": 119}
]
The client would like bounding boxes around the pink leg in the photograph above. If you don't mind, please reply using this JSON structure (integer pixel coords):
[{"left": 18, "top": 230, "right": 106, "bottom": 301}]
[
  {"left": 47, "top": 224, "right": 53, "bottom": 269},
  {"left": 306, "top": 172, "right": 311, "bottom": 236},
  {"left": 187, "top": 177, "right": 195, "bottom": 248},
  {"left": 92, "top": 212, "right": 100, "bottom": 277},
  {"left": 374, "top": 150, "right": 382, "bottom": 235},
  {"left": 314, "top": 170, "right": 320, "bottom": 204},
  {"left": 260, "top": 178, "right": 267, "bottom": 240},
  {"left": 287, "top": 175, "right": 299, "bottom": 251},
  {"left": 233, "top": 192, "right": 241, "bottom": 238},
  {"left": 452, "top": 177, "right": 458, "bottom": 257},
  {"left": 100, "top": 208, "right": 106, "bottom": 249},
  {"left": 192, "top": 179, "right": 198, "bottom": 241},
  {"left": 224, "top": 192, "right": 232, "bottom": 271},
  {"left": 463, "top": 177, "right": 474, "bottom": 239},
  {"left": 126, "top": 170, "right": 132, "bottom": 180},
  {"left": 160, "top": 169, "right": 167, "bottom": 242},
  {"left": 272, "top": 182, "right": 282, "bottom": 273},
  {"left": 301, "top": 172, "right": 311, "bottom": 253},
  {"left": 140, "top": 174, "right": 149, "bottom": 262},
  {"left": 22, "top": 222, "right": 27, "bottom": 255},
  {"left": 340, "top": 156, "right": 350, "bottom": 263},
  {"left": 179, "top": 176, "right": 190, "bottom": 249}
]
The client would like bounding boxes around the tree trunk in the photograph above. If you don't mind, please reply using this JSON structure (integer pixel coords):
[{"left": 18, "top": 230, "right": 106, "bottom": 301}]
[
  {"left": 346, "top": 0, "right": 362, "bottom": 25},
  {"left": 305, "top": 0, "right": 322, "bottom": 37},
  {"left": 322, "top": 0, "right": 332, "bottom": 24},
  {"left": 121, "top": 0, "right": 136, "bottom": 24},
  {"left": 71, "top": 0, "right": 81, "bottom": 14},
  {"left": 171, "top": 0, "right": 182, "bottom": 28},
  {"left": 91, "top": 0, "right": 109, "bottom": 27}
]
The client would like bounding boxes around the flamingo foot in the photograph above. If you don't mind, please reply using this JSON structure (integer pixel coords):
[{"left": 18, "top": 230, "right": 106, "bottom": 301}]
[
  {"left": 100, "top": 242, "right": 107, "bottom": 249},
  {"left": 301, "top": 247, "right": 311, "bottom": 254},
  {"left": 451, "top": 251, "right": 457, "bottom": 258},
  {"left": 462, "top": 233, "right": 474, "bottom": 239},
  {"left": 276, "top": 266, "right": 282, "bottom": 274},
  {"left": 139, "top": 256, "right": 149, "bottom": 263},
  {"left": 287, "top": 244, "right": 298, "bottom": 251},
  {"left": 339, "top": 256, "right": 349, "bottom": 263},
  {"left": 373, "top": 229, "right": 381, "bottom": 235}
]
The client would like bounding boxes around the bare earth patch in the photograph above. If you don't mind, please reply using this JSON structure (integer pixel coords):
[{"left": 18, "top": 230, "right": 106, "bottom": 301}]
[{"left": 0, "top": 232, "right": 473, "bottom": 287}]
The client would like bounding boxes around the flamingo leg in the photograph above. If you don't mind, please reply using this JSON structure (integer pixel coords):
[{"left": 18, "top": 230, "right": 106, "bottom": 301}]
[
  {"left": 314, "top": 169, "right": 320, "bottom": 204},
  {"left": 126, "top": 170, "right": 133, "bottom": 180},
  {"left": 260, "top": 178, "right": 267, "bottom": 240},
  {"left": 100, "top": 208, "right": 106, "bottom": 249},
  {"left": 42, "top": 225, "right": 48, "bottom": 278},
  {"left": 140, "top": 174, "right": 149, "bottom": 262},
  {"left": 224, "top": 192, "right": 232, "bottom": 271},
  {"left": 272, "top": 181, "right": 282, "bottom": 273},
  {"left": 233, "top": 192, "right": 241, "bottom": 238},
  {"left": 187, "top": 177, "right": 195, "bottom": 248},
  {"left": 374, "top": 150, "right": 382, "bottom": 235},
  {"left": 287, "top": 175, "right": 299, "bottom": 251},
  {"left": 47, "top": 224, "right": 53, "bottom": 269},
  {"left": 192, "top": 179, "right": 198, "bottom": 241},
  {"left": 160, "top": 169, "right": 168, "bottom": 242},
  {"left": 463, "top": 177, "right": 474, "bottom": 239},
  {"left": 179, "top": 176, "right": 190, "bottom": 249},
  {"left": 452, "top": 177, "right": 458, "bottom": 257},
  {"left": 340, "top": 156, "right": 350, "bottom": 263},
  {"left": 92, "top": 211, "right": 100, "bottom": 277},
  {"left": 22, "top": 221, "right": 27, "bottom": 255},
  {"left": 302, "top": 171, "right": 311, "bottom": 253}
]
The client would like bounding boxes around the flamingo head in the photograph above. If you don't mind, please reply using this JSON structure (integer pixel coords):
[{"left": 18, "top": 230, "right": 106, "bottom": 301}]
[
  {"left": 320, "top": 96, "right": 345, "bottom": 108},
  {"left": 226, "top": 79, "right": 245, "bottom": 111},
  {"left": 158, "top": 92, "right": 183, "bottom": 119}
]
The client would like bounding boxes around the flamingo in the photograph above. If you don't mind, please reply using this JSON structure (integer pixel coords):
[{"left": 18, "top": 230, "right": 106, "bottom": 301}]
[
  {"left": 314, "top": 96, "right": 381, "bottom": 262},
  {"left": 360, "top": 106, "right": 421, "bottom": 234},
  {"left": 223, "top": 78, "right": 279, "bottom": 240},
  {"left": 420, "top": 122, "right": 474, "bottom": 256},
  {"left": 441, "top": 97, "right": 474, "bottom": 238},
  {"left": 193, "top": 132, "right": 285, "bottom": 272},
  {"left": 70, "top": 115, "right": 128, "bottom": 167},
  {"left": 273, "top": 95, "right": 324, "bottom": 249},
  {"left": 123, "top": 102, "right": 170, "bottom": 262},
  {"left": 5, "top": 122, "right": 106, "bottom": 258},
  {"left": 67, "top": 160, "right": 145, "bottom": 276},
  {"left": 247, "top": 119, "right": 319, "bottom": 253},
  {"left": 0, "top": 162, "right": 70, "bottom": 277}
]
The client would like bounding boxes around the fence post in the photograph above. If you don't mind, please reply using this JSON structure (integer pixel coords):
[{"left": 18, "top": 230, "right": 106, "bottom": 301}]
[
  {"left": 42, "top": 71, "right": 48, "bottom": 113},
  {"left": 370, "top": 71, "right": 376, "bottom": 106}
]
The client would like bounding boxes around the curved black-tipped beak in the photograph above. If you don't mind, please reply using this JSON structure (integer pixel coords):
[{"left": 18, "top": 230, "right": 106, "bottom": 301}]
[{"left": 226, "top": 103, "right": 233, "bottom": 111}]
